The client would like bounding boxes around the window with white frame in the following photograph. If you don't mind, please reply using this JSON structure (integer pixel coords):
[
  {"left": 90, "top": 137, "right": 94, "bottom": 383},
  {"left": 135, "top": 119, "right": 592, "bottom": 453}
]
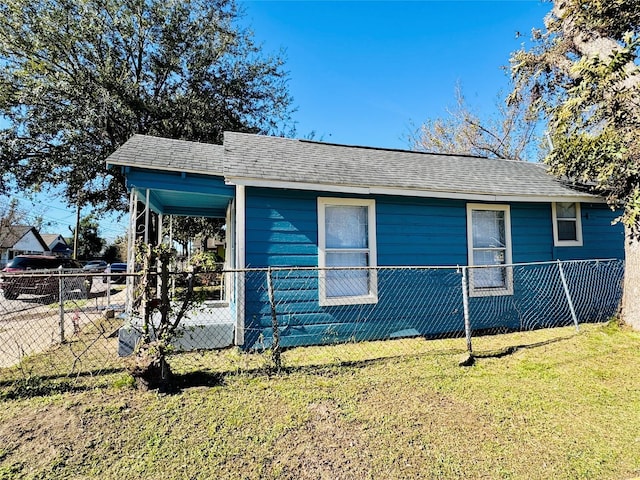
[
  {"left": 466, "top": 204, "right": 513, "bottom": 296},
  {"left": 317, "top": 198, "right": 377, "bottom": 306},
  {"left": 552, "top": 202, "right": 583, "bottom": 246}
]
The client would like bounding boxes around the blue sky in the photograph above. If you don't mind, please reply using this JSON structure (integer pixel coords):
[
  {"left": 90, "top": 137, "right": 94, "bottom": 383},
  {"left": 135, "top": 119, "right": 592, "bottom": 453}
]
[
  {"left": 6, "top": 0, "right": 550, "bottom": 242},
  {"left": 243, "top": 0, "right": 549, "bottom": 148}
]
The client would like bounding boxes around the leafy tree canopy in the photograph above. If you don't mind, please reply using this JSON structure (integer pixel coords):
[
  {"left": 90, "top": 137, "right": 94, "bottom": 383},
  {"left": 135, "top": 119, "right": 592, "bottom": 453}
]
[
  {"left": 510, "top": 0, "right": 640, "bottom": 230},
  {"left": 510, "top": 0, "right": 640, "bottom": 329},
  {"left": 164, "top": 215, "right": 224, "bottom": 256},
  {"left": 0, "top": 0, "right": 293, "bottom": 211},
  {"left": 0, "top": 197, "right": 26, "bottom": 246},
  {"left": 103, "top": 235, "right": 127, "bottom": 263},
  {"left": 71, "top": 213, "right": 105, "bottom": 259},
  {"left": 409, "top": 85, "right": 540, "bottom": 161}
]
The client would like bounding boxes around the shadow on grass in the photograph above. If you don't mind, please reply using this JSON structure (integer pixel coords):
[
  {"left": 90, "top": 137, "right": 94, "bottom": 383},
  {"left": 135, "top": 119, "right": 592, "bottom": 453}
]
[
  {"left": 171, "top": 371, "right": 227, "bottom": 390},
  {"left": 166, "top": 332, "right": 588, "bottom": 393},
  {"left": 1, "top": 326, "right": 595, "bottom": 397},
  {"left": 472, "top": 335, "right": 577, "bottom": 359},
  {"left": 0, "top": 377, "right": 93, "bottom": 400},
  {"left": 167, "top": 348, "right": 461, "bottom": 393},
  {"left": 0, "top": 367, "right": 125, "bottom": 389}
]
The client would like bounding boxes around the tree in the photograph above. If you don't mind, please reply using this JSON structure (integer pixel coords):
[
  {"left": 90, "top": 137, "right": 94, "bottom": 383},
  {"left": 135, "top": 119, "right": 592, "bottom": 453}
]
[
  {"left": 409, "top": 85, "right": 540, "bottom": 161},
  {"left": 71, "top": 214, "right": 105, "bottom": 260},
  {"left": 0, "top": 0, "right": 293, "bottom": 212},
  {"left": 164, "top": 216, "right": 224, "bottom": 257},
  {"left": 0, "top": 198, "right": 26, "bottom": 247},
  {"left": 510, "top": 0, "right": 640, "bottom": 328},
  {"left": 103, "top": 236, "right": 127, "bottom": 263}
]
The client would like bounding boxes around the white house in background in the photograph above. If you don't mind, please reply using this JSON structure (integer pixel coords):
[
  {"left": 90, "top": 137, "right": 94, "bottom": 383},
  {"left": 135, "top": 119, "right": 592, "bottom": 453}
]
[
  {"left": 0, "top": 225, "right": 50, "bottom": 267},
  {"left": 41, "top": 234, "right": 72, "bottom": 258}
]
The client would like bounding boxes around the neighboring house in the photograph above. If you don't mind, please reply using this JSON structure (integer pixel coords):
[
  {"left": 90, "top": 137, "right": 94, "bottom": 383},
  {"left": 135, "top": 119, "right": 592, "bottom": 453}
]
[
  {"left": 107, "top": 133, "right": 625, "bottom": 351},
  {"left": 41, "top": 234, "right": 72, "bottom": 258},
  {"left": 0, "top": 225, "right": 50, "bottom": 267}
]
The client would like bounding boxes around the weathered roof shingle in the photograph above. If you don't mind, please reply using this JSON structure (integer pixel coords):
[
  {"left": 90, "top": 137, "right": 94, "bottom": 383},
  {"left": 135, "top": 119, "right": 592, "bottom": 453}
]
[
  {"left": 106, "top": 134, "right": 224, "bottom": 176},
  {"left": 106, "top": 132, "right": 598, "bottom": 202},
  {"left": 223, "top": 132, "right": 596, "bottom": 201}
]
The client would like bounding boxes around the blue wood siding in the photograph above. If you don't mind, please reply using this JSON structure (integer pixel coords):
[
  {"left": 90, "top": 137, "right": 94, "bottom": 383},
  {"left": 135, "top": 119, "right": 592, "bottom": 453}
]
[
  {"left": 553, "top": 203, "right": 624, "bottom": 260},
  {"left": 245, "top": 189, "right": 318, "bottom": 267},
  {"left": 242, "top": 187, "right": 624, "bottom": 349},
  {"left": 376, "top": 197, "right": 468, "bottom": 266}
]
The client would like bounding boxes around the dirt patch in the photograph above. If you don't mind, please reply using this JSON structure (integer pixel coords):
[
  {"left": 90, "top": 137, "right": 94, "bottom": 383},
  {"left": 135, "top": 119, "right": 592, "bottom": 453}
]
[
  {"left": 0, "top": 402, "right": 87, "bottom": 474},
  {"left": 0, "top": 391, "right": 136, "bottom": 477},
  {"left": 264, "top": 400, "right": 374, "bottom": 479}
]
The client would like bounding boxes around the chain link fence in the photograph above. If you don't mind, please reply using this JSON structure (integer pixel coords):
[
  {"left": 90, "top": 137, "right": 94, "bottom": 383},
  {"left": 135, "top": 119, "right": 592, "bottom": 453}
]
[
  {"left": 0, "top": 259, "right": 624, "bottom": 390},
  {"left": 0, "top": 269, "right": 131, "bottom": 384},
  {"left": 240, "top": 259, "right": 623, "bottom": 367}
]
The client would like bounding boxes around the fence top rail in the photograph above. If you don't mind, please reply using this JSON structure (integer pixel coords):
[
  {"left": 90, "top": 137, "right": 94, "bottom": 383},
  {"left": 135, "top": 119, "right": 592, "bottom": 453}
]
[
  {"left": 0, "top": 271, "right": 141, "bottom": 278},
  {"left": 467, "top": 258, "right": 622, "bottom": 269},
  {"left": 221, "top": 258, "right": 622, "bottom": 274},
  {"left": 1, "top": 270, "right": 92, "bottom": 278},
  {"left": 6, "top": 258, "right": 619, "bottom": 277}
]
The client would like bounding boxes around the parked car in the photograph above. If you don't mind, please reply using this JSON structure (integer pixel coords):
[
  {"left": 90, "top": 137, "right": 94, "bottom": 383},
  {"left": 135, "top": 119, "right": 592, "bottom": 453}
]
[
  {"left": 82, "top": 260, "right": 108, "bottom": 273},
  {"left": 103, "top": 263, "right": 128, "bottom": 284},
  {"left": 0, "top": 255, "right": 90, "bottom": 301}
]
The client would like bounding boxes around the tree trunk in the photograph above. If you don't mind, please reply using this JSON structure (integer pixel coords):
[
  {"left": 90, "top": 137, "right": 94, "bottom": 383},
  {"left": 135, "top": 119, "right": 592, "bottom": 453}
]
[
  {"left": 621, "top": 225, "right": 640, "bottom": 330},
  {"left": 128, "top": 348, "right": 173, "bottom": 392}
]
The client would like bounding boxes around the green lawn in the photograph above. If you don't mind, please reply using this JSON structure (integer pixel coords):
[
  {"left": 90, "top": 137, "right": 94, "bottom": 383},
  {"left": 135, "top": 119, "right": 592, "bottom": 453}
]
[{"left": 1, "top": 321, "right": 639, "bottom": 479}]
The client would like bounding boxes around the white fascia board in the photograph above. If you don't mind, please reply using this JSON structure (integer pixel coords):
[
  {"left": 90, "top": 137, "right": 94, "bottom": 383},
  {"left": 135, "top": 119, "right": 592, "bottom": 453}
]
[
  {"left": 226, "top": 177, "right": 371, "bottom": 195},
  {"left": 225, "top": 177, "right": 603, "bottom": 204},
  {"left": 369, "top": 186, "right": 602, "bottom": 203},
  {"left": 109, "top": 162, "right": 224, "bottom": 177}
]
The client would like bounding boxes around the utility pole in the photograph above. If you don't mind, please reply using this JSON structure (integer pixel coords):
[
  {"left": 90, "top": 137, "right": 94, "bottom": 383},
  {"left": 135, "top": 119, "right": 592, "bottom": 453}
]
[{"left": 73, "top": 193, "right": 81, "bottom": 259}]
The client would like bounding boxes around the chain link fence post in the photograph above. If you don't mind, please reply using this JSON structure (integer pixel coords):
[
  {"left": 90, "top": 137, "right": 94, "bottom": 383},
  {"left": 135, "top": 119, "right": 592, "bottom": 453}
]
[
  {"left": 105, "top": 264, "right": 111, "bottom": 309},
  {"left": 58, "top": 265, "right": 65, "bottom": 343},
  {"left": 267, "top": 267, "right": 281, "bottom": 370},
  {"left": 461, "top": 266, "right": 472, "bottom": 353},
  {"left": 557, "top": 260, "right": 579, "bottom": 331}
]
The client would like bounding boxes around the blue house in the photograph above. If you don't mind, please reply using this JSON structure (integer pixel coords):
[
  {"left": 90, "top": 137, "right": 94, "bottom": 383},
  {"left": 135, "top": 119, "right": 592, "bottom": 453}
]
[{"left": 107, "top": 132, "right": 624, "bottom": 351}]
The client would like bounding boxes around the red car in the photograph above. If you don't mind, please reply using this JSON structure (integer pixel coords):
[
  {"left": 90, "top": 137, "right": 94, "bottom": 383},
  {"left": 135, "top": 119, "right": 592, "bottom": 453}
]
[{"left": 0, "top": 255, "right": 89, "bottom": 301}]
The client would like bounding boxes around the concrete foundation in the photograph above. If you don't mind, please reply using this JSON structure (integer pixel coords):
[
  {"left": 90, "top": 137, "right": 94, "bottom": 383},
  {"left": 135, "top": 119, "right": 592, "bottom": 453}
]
[{"left": 118, "top": 302, "right": 235, "bottom": 356}]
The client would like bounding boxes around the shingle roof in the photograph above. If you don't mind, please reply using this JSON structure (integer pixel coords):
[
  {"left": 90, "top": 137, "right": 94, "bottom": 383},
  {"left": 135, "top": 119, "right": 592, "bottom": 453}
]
[
  {"left": 106, "top": 134, "right": 224, "bottom": 176},
  {"left": 223, "top": 132, "right": 597, "bottom": 201},
  {"left": 41, "top": 234, "right": 68, "bottom": 248},
  {"left": 106, "top": 132, "right": 599, "bottom": 202},
  {"left": 0, "top": 225, "right": 48, "bottom": 250}
]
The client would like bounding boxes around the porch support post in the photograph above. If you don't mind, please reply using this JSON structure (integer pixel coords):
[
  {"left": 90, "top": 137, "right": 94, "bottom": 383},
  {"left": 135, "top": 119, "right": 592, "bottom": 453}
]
[
  {"left": 126, "top": 189, "right": 138, "bottom": 316},
  {"left": 157, "top": 213, "right": 163, "bottom": 299},
  {"left": 234, "top": 185, "right": 246, "bottom": 346},
  {"left": 144, "top": 188, "right": 150, "bottom": 244}
]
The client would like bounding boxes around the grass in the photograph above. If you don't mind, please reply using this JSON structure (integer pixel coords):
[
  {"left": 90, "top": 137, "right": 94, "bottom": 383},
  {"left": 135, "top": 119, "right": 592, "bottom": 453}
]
[{"left": 0, "top": 322, "right": 639, "bottom": 479}]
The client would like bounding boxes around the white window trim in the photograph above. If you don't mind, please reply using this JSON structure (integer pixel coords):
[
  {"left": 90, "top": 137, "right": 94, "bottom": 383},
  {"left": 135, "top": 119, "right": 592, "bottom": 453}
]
[
  {"left": 318, "top": 197, "right": 378, "bottom": 306},
  {"left": 466, "top": 203, "right": 513, "bottom": 297},
  {"left": 552, "top": 202, "right": 583, "bottom": 247}
]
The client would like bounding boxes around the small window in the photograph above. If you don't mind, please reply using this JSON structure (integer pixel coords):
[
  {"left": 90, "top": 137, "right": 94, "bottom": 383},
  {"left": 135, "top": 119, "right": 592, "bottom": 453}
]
[
  {"left": 318, "top": 198, "right": 377, "bottom": 306},
  {"left": 552, "top": 202, "right": 583, "bottom": 246},
  {"left": 466, "top": 204, "right": 513, "bottom": 297}
]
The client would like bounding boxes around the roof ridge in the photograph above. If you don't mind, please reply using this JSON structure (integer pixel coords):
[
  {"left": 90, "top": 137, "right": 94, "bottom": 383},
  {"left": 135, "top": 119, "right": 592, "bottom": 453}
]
[
  {"left": 298, "top": 138, "right": 496, "bottom": 161},
  {"left": 133, "top": 133, "right": 223, "bottom": 147},
  {"left": 227, "top": 132, "right": 537, "bottom": 165}
]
